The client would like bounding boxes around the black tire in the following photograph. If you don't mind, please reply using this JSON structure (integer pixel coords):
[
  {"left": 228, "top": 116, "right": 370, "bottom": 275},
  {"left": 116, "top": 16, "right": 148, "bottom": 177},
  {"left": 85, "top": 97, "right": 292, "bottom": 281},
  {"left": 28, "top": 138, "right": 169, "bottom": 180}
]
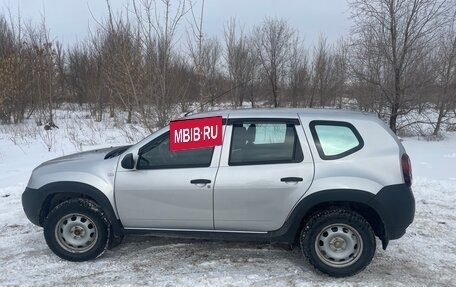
[
  {"left": 43, "top": 198, "right": 111, "bottom": 261},
  {"left": 300, "top": 208, "right": 376, "bottom": 277}
]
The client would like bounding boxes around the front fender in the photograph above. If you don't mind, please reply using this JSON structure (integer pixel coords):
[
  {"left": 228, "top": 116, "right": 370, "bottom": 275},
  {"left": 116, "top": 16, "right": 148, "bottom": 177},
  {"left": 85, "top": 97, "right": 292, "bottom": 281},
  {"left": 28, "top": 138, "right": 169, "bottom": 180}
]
[{"left": 22, "top": 182, "right": 123, "bottom": 237}]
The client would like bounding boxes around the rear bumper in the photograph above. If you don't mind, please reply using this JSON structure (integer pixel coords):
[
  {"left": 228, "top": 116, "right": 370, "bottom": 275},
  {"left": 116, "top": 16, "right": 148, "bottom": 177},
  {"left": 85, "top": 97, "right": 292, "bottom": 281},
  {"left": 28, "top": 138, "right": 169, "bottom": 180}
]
[
  {"left": 369, "top": 184, "right": 415, "bottom": 240},
  {"left": 22, "top": 187, "right": 44, "bottom": 226}
]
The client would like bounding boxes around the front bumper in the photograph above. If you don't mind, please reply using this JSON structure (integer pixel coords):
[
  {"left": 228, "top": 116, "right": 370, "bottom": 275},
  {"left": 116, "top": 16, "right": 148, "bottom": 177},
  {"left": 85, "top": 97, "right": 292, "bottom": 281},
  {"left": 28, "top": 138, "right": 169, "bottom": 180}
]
[{"left": 22, "top": 187, "right": 44, "bottom": 226}]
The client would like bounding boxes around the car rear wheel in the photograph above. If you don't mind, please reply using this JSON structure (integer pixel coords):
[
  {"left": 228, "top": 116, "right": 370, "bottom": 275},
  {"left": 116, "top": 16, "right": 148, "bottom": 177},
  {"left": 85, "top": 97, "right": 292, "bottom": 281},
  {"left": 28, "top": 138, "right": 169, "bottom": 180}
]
[
  {"left": 300, "top": 208, "right": 376, "bottom": 277},
  {"left": 43, "top": 198, "right": 110, "bottom": 261}
]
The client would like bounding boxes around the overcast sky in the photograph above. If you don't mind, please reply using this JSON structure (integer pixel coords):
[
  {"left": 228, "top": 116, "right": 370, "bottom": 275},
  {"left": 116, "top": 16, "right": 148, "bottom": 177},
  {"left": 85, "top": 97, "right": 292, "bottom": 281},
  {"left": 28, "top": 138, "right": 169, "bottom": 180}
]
[{"left": 0, "top": 0, "right": 351, "bottom": 48}]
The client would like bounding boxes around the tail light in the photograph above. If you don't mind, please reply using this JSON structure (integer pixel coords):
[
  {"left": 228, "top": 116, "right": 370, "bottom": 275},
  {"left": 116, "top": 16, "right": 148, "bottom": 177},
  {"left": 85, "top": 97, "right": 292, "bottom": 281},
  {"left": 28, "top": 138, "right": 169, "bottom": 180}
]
[{"left": 401, "top": 153, "right": 412, "bottom": 187}]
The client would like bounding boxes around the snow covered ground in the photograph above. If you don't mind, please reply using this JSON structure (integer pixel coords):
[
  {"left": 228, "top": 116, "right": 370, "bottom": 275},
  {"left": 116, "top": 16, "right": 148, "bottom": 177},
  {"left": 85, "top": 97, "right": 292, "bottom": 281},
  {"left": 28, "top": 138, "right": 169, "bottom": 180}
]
[{"left": 0, "top": 112, "right": 455, "bottom": 286}]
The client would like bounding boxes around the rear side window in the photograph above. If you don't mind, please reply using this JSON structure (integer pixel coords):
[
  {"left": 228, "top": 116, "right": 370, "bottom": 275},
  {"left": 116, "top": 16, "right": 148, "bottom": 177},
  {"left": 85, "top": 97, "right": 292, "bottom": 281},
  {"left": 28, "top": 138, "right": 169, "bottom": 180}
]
[
  {"left": 229, "top": 121, "right": 303, "bottom": 166},
  {"left": 310, "top": 121, "right": 364, "bottom": 160}
]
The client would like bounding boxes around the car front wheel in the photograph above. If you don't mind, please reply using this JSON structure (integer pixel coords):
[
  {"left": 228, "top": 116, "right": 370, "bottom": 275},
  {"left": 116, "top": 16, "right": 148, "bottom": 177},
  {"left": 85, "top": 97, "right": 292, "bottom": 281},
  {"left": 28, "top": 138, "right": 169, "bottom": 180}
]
[
  {"left": 300, "top": 208, "right": 376, "bottom": 277},
  {"left": 43, "top": 198, "right": 110, "bottom": 261}
]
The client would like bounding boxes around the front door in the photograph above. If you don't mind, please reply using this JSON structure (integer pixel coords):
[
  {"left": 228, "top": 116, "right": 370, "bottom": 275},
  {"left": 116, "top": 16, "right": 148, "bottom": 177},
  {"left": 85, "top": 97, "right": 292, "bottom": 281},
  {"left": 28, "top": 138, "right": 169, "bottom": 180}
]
[{"left": 115, "top": 131, "right": 220, "bottom": 230}]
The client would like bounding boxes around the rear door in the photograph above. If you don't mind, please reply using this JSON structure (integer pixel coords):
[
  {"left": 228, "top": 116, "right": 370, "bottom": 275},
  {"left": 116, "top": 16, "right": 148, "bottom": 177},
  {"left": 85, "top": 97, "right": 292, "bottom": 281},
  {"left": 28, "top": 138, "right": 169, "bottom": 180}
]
[{"left": 213, "top": 118, "right": 314, "bottom": 232}]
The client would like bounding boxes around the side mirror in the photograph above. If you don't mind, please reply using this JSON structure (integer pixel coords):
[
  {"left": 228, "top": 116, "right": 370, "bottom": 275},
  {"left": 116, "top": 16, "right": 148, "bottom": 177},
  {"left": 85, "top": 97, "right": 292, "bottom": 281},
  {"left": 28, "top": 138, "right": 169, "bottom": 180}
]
[{"left": 121, "top": 153, "right": 135, "bottom": 169}]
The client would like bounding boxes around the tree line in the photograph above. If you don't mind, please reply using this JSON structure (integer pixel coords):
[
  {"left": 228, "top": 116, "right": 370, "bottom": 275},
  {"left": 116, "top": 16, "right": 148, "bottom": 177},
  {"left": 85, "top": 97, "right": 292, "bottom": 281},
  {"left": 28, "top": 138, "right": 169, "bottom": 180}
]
[{"left": 0, "top": 0, "right": 455, "bottom": 135}]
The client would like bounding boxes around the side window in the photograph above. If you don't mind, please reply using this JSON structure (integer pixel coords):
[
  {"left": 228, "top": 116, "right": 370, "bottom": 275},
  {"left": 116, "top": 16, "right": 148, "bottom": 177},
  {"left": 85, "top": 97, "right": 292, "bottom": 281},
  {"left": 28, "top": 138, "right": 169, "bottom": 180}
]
[
  {"left": 229, "top": 121, "right": 303, "bottom": 166},
  {"left": 310, "top": 121, "right": 364, "bottom": 160},
  {"left": 137, "top": 132, "right": 214, "bottom": 169}
]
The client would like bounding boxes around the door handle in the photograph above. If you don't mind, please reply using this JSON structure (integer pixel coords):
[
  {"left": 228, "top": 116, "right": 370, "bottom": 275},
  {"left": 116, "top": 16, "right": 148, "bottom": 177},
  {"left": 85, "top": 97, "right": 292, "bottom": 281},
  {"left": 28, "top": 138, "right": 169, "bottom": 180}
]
[
  {"left": 190, "top": 179, "right": 211, "bottom": 184},
  {"left": 280, "top": 177, "right": 303, "bottom": 182}
]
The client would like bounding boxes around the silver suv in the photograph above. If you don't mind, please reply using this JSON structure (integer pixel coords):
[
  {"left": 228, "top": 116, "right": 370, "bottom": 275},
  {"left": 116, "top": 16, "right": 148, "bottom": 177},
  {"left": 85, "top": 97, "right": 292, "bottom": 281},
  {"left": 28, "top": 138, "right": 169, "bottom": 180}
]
[{"left": 22, "top": 108, "right": 415, "bottom": 277}]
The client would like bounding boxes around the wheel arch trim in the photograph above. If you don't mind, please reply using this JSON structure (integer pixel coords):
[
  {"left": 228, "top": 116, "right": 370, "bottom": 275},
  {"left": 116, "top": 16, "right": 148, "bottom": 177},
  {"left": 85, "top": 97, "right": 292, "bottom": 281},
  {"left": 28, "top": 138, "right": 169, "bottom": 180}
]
[
  {"left": 31, "top": 181, "right": 123, "bottom": 236},
  {"left": 270, "top": 188, "right": 388, "bottom": 248}
]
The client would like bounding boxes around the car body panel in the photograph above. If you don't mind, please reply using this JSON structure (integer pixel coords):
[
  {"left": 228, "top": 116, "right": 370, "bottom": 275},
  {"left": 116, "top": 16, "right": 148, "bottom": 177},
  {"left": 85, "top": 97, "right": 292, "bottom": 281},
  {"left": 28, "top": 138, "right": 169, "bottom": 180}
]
[
  {"left": 26, "top": 147, "right": 121, "bottom": 217},
  {"left": 298, "top": 112, "right": 404, "bottom": 197},
  {"left": 22, "top": 108, "right": 414, "bottom": 248},
  {"left": 213, "top": 121, "right": 315, "bottom": 231},
  {"left": 114, "top": 125, "right": 225, "bottom": 229},
  {"left": 115, "top": 165, "right": 219, "bottom": 229}
]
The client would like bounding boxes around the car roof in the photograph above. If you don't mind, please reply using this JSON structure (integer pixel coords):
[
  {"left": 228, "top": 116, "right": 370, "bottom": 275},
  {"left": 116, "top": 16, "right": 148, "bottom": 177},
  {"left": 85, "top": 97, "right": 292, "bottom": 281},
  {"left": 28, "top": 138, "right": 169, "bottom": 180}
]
[{"left": 183, "top": 108, "right": 377, "bottom": 121}]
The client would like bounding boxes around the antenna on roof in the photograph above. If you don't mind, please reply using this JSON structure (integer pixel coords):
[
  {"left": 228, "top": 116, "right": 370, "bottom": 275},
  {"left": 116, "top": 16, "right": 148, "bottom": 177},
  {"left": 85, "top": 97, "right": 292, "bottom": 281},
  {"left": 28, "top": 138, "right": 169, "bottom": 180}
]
[{"left": 184, "top": 78, "right": 252, "bottom": 117}]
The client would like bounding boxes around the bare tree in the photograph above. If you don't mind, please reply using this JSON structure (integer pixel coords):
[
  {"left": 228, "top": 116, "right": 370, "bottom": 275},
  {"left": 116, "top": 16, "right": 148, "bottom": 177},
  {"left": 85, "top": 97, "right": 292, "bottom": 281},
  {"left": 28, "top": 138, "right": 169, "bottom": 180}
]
[
  {"left": 349, "top": 0, "right": 452, "bottom": 133},
  {"left": 287, "top": 35, "right": 308, "bottom": 107},
  {"left": 187, "top": 0, "right": 207, "bottom": 108},
  {"left": 188, "top": 35, "right": 222, "bottom": 108},
  {"left": 101, "top": 6, "right": 143, "bottom": 123},
  {"left": 25, "top": 18, "right": 62, "bottom": 126},
  {"left": 224, "top": 18, "right": 257, "bottom": 107},
  {"left": 0, "top": 15, "right": 18, "bottom": 123},
  {"left": 0, "top": 16, "right": 15, "bottom": 56},
  {"left": 133, "top": 0, "right": 190, "bottom": 129},
  {"left": 3, "top": 0, "right": 456, "bottom": 139},
  {"left": 67, "top": 44, "right": 91, "bottom": 106},
  {"left": 201, "top": 38, "right": 223, "bottom": 106},
  {"left": 244, "top": 38, "right": 261, "bottom": 108},
  {"left": 309, "top": 35, "right": 334, "bottom": 107},
  {"left": 349, "top": 28, "right": 390, "bottom": 115},
  {"left": 253, "top": 17, "right": 294, "bottom": 107},
  {"left": 85, "top": 30, "right": 108, "bottom": 122},
  {"left": 433, "top": 21, "right": 456, "bottom": 135},
  {"left": 0, "top": 13, "right": 35, "bottom": 124},
  {"left": 332, "top": 39, "right": 349, "bottom": 108}
]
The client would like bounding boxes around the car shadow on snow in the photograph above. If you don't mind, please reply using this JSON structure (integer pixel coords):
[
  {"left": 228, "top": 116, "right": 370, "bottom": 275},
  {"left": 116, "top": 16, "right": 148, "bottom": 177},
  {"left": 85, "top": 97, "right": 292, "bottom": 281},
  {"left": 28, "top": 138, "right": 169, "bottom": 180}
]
[{"left": 108, "top": 235, "right": 309, "bottom": 270}]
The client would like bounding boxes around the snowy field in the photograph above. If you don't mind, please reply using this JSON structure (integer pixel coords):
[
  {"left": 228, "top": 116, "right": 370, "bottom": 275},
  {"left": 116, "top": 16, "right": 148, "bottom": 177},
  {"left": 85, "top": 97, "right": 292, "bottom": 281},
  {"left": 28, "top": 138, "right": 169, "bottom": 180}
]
[{"left": 0, "top": 111, "right": 455, "bottom": 286}]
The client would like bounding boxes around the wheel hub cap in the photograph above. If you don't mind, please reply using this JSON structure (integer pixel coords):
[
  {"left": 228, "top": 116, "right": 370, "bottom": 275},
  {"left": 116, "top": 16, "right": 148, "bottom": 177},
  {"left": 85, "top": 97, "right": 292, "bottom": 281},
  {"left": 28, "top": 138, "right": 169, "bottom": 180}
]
[
  {"left": 330, "top": 237, "right": 346, "bottom": 251},
  {"left": 55, "top": 213, "right": 98, "bottom": 253},
  {"left": 71, "top": 226, "right": 85, "bottom": 238},
  {"left": 315, "top": 223, "right": 363, "bottom": 268}
]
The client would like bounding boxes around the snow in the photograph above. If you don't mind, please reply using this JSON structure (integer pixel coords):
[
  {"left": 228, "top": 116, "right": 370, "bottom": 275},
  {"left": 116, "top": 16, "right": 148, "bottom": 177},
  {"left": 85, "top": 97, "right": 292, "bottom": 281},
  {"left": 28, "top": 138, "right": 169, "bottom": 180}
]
[{"left": 0, "top": 111, "right": 455, "bottom": 286}]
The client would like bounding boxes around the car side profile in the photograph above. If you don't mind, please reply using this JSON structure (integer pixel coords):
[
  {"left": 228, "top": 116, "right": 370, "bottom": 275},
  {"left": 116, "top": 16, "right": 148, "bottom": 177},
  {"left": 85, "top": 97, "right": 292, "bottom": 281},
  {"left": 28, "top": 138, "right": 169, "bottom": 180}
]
[{"left": 22, "top": 108, "right": 415, "bottom": 277}]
